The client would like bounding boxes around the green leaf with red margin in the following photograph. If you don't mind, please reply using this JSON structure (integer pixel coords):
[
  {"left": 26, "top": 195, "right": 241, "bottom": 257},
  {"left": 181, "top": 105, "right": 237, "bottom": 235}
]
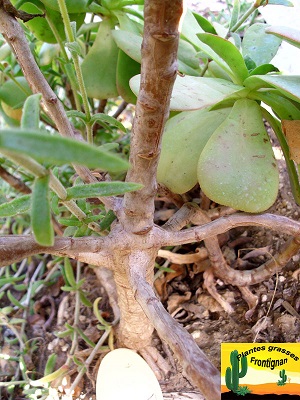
[{"left": 265, "top": 26, "right": 300, "bottom": 49}]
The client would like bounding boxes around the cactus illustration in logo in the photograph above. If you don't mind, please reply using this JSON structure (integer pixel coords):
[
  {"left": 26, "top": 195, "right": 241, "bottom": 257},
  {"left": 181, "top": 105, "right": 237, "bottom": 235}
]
[
  {"left": 225, "top": 350, "right": 248, "bottom": 393},
  {"left": 277, "top": 369, "right": 288, "bottom": 386}
]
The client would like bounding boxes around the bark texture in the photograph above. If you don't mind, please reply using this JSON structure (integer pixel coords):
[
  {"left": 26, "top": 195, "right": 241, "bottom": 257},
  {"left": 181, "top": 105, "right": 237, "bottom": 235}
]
[{"left": 122, "top": 0, "right": 182, "bottom": 233}]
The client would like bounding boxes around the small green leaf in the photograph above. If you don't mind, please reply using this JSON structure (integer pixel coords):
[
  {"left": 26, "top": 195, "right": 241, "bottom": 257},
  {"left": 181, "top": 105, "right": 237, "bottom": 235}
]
[
  {"left": 0, "top": 276, "right": 26, "bottom": 286},
  {"left": 197, "top": 33, "right": 249, "bottom": 84},
  {"left": 93, "top": 297, "right": 110, "bottom": 327},
  {"left": 249, "top": 63, "right": 279, "bottom": 76},
  {"left": 0, "top": 129, "right": 129, "bottom": 172},
  {"left": 7, "top": 291, "right": 25, "bottom": 309},
  {"left": 99, "top": 210, "right": 116, "bottom": 231},
  {"left": 31, "top": 174, "right": 54, "bottom": 246},
  {"left": 65, "top": 41, "right": 82, "bottom": 56},
  {"left": 0, "top": 306, "right": 14, "bottom": 315},
  {"left": 66, "top": 110, "right": 87, "bottom": 122},
  {"left": 58, "top": 218, "right": 81, "bottom": 227},
  {"left": 21, "top": 94, "right": 42, "bottom": 130},
  {"left": 74, "top": 326, "right": 96, "bottom": 347},
  {"left": 30, "top": 365, "right": 69, "bottom": 386},
  {"left": 192, "top": 12, "right": 217, "bottom": 34},
  {"left": 51, "top": 194, "right": 60, "bottom": 215},
  {"left": 79, "top": 290, "right": 93, "bottom": 307},
  {"left": 64, "top": 258, "right": 77, "bottom": 288},
  {"left": 66, "top": 181, "right": 143, "bottom": 200},
  {"left": 73, "top": 224, "right": 90, "bottom": 237},
  {"left": 242, "top": 23, "right": 281, "bottom": 66},
  {"left": 244, "top": 55, "right": 257, "bottom": 72},
  {"left": 90, "top": 113, "right": 126, "bottom": 132},
  {"left": 44, "top": 354, "right": 57, "bottom": 376},
  {"left": 55, "top": 328, "right": 74, "bottom": 338},
  {"left": 0, "top": 195, "right": 31, "bottom": 217}
]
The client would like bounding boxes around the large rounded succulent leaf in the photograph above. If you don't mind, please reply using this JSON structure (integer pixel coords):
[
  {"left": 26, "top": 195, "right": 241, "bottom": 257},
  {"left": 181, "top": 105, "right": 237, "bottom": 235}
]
[{"left": 197, "top": 99, "right": 279, "bottom": 212}]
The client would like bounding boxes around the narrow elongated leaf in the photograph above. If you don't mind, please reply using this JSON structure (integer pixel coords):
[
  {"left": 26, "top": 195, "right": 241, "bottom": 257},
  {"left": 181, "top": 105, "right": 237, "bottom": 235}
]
[
  {"left": 90, "top": 113, "right": 126, "bottom": 132},
  {"left": 0, "top": 129, "right": 128, "bottom": 172},
  {"left": 30, "top": 365, "right": 69, "bottom": 386},
  {"left": 249, "top": 63, "right": 279, "bottom": 76},
  {"left": 64, "top": 257, "right": 77, "bottom": 288},
  {"left": 21, "top": 93, "right": 42, "bottom": 129},
  {"left": 244, "top": 75, "right": 300, "bottom": 103},
  {"left": 7, "top": 290, "right": 25, "bottom": 309},
  {"left": 31, "top": 174, "right": 54, "bottom": 246},
  {"left": 267, "top": 0, "right": 293, "bottom": 5},
  {"left": 44, "top": 354, "right": 57, "bottom": 376},
  {"left": 99, "top": 210, "right": 116, "bottom": 231},
  {"left": 197, "top": 33, "right": 249, "bottom": 84},
  {"left": 66, "top": 181, "right": 143, "bottom": 200},
  {"left": 66, "top": 110, "right": 87, "bottom": 122},
  {"left": 192, "top": 12, "right": 217, "bottom": 35},
  {"left": 130, "top": 75, "right": 243, "bottom": 111},
  {"left": 242, "top": 23, "right": 281, "bottom": 66},
  {"left": 229, "top": 0, "right": 240, "bottom": 31},
  {"left": 198, "top": 99, "right": 279, "bottom": 212},
  {"left": 265, "top": 26, "right": 300, "bottom": 49},
  {"left": 0, "top": 195, "right": 31, "bottom": 217}
]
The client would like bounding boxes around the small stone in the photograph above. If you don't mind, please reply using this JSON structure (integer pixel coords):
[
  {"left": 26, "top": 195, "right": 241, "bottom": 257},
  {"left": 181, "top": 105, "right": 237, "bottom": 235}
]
[{"left": 261, "top": 294, "right": 268, "bottom": 302}]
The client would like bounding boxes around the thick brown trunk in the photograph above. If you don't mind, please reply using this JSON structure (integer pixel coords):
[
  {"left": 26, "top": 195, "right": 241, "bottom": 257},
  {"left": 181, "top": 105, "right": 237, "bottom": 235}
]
[{"left": 113, "top": 250, "right": 157, "bottom": 349}]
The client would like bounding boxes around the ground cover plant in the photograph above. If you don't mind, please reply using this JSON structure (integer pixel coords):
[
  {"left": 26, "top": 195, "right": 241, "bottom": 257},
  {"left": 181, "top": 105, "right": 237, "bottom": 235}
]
[{"left": 0, "top": 0, "right": 300, "bottom": 399}]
